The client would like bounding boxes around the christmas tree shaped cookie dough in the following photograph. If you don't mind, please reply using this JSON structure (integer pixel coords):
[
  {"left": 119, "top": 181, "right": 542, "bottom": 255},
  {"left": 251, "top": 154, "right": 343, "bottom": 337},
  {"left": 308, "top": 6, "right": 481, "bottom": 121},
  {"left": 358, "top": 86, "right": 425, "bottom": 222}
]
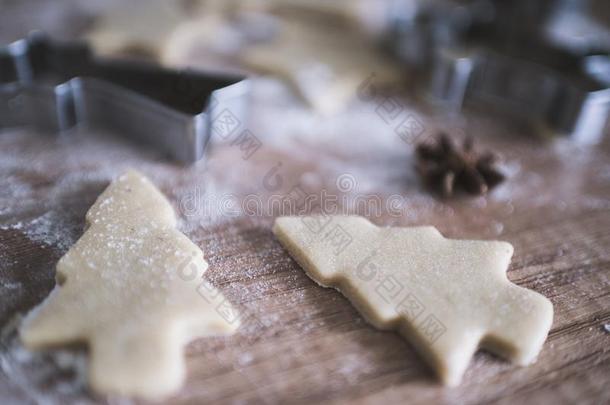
[
  {"left": 273, "top": 216, "right": 553, "bottom": 386},
  {"left": 20, "top": 170, "right": 240, "bottom": 400}
]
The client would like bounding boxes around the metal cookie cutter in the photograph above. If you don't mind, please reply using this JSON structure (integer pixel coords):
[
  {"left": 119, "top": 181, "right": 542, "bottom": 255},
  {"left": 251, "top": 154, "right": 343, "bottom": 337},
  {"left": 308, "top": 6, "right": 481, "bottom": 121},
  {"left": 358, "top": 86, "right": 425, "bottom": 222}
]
[
  {"left": 383, "top": 0, "right": 610, "bottom": 145},
  {"left": 0, "top": 32, "right": 249, "bottom": 162},
  {"left": 429, "top": 46, "right": 610, "bottom": 145}
]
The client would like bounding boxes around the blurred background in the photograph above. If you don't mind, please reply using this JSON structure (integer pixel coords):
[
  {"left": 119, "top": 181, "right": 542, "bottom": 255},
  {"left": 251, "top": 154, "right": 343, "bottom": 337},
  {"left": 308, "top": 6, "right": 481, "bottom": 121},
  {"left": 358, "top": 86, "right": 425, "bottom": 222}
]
[{"left": 2, "top": 0, "right": 610, "bottom": 142}]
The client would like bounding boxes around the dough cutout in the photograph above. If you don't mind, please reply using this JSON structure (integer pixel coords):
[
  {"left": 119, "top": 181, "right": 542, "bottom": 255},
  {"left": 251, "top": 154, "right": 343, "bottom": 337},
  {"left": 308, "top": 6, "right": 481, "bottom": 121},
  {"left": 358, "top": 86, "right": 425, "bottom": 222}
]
[
  {"left": 240, "top": 14, "right": 402, "bottom": 115},
  {"left": 20, "top": 170, "right": 240, "bottom": 399},
  {"left": 273, "top": 215, "right": 553, "bottom": 386}
]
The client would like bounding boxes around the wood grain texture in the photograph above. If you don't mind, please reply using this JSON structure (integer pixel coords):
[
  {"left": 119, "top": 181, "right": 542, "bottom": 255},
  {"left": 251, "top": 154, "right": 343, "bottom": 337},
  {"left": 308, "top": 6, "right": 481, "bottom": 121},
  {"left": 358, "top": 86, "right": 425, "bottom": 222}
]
[
  {"left": 1, "top": 87, "right": 609, "bottom": 404},
  {"left": 1, "top": 3, "right": 610, "bottom": 404}
]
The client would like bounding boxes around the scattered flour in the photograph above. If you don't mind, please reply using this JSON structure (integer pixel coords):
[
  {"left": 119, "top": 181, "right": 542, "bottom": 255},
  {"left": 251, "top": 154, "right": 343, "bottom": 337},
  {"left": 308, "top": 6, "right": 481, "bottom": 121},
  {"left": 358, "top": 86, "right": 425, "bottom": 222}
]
[
  {"left": 0, "top": 75, "right": 609, "bottom": 402},
  {"left": 7, "top": 211, "right": 80, "bottom": 253},
  {"left": 0, "top": 316, "right": 94, "bottom": 405}
]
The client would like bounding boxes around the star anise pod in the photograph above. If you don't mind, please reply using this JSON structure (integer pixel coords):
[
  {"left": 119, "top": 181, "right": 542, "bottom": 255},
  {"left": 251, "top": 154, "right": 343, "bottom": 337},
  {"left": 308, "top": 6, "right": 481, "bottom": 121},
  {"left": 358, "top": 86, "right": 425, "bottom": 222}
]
[{"left": 415, "top": 133, "right": 505, "bottom": 197}]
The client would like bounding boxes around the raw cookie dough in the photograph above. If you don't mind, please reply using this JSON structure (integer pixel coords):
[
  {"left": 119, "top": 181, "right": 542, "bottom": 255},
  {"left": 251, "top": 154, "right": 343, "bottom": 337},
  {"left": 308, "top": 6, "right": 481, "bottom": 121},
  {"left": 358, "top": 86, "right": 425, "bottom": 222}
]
[
  {"left": 273, "top": 215, "right": 553, "bottom": 386},
  {"left": 240, "top": 14, "right": 402, "bottom": 115},
  {"left": 86, "top": 0, "right": 195, "bottom": 58},
  {"left": 20, "top": 170, "right": 240, "bottom": 400}
]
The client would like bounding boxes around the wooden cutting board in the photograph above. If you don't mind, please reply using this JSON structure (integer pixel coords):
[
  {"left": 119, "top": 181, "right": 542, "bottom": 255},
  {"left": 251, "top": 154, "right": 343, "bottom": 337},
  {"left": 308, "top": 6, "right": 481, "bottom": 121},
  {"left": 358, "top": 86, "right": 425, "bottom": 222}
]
[{"left": 1, "top": 73, "right": 609, "bottom": 405}]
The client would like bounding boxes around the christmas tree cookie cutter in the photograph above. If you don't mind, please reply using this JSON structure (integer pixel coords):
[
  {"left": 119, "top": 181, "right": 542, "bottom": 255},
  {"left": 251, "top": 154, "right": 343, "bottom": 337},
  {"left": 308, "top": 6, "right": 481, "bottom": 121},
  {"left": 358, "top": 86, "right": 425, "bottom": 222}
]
[{"left": 0, "top": 32, "right": 249, "bottom": 163}]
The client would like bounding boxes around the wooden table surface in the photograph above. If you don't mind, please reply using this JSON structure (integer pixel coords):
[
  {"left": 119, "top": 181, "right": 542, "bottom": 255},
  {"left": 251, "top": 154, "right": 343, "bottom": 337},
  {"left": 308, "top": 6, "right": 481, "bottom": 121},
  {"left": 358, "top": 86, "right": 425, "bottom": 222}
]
[
  {"left": 1, "top": 4, "right": 610, "bottom": 403},
  {"left": 1, "top": 75, "right": 609, "bottom": 404}
]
